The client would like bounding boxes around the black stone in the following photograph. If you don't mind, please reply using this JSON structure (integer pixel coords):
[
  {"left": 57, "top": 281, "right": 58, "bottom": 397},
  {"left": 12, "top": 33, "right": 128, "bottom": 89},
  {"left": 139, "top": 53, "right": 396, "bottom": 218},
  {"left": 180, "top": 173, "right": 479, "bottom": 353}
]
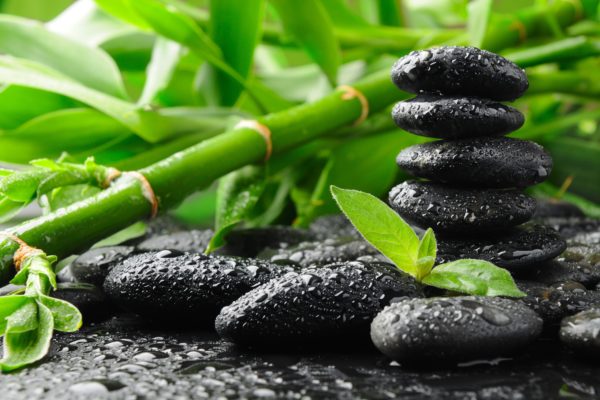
[
  {"left": 391, "top": 46, "right": 528, "bottom": 101},
  {"left": 215, "top": 261, "right": 423, "bottom": 346},
  {"left": 136, "top": 229, "right": 213, "bottom": 253},
  {"left": 308, "top": 215, "right": 362, "bottom": 240},
  {"left": 560, "top": 309, "right": 600, "bottom": 356},
  {"left": 70, "top": 246, "right": 137, "bottom": 286},
  {"left": 370, "top": 296, "right": 543, "bottom": 365},
  {"left": 436, "top": 223, "right": 567, "bottom": 271},
  {"left": 389, "top": 181, "right": 537, "bottom": 233},
  {"left": 534, "top": 199, "right": 585, "bottom": 219},
  {"left": 104, "top": 251, "right": 293, "bottom": 324},
  {"left": 392, "top": 96, "right": 524, "bottom": 138},
  {"left": 563, "top": 232, "right": 600, "bottom": 268},
  {"left": 53, "top": 283, "right": 112, "bottom": 322},
  {"left": 215, "top": 226, "right": 316, "bottom": 258},
  {"left": 525, "top": 260, "right": 600, "bottom": 289},
  {"left": 543, "top": 217, "right": 600, "bottom": 239},
  {"left": 259, "top": 238, "right": 385, "bottom": 268},
  {"left": 396, "top": 137, "right": 551, "bottom": 188}
]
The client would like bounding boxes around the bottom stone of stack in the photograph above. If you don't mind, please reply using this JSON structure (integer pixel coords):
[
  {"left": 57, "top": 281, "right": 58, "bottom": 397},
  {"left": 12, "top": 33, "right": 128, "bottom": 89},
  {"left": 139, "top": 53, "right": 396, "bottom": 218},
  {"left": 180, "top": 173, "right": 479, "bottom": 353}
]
[{"left": 436, "top": 222, "right": 566, "bottom": 271}]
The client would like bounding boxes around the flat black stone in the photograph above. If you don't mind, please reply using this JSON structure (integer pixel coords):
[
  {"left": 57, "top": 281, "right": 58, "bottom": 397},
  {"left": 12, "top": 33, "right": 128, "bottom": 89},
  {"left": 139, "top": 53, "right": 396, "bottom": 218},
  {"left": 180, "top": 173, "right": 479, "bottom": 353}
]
[
  {"left": 136, "top": 229, "right": 213, "bottom": 253},
  {"left": 308, "top": 215, "right": 362, "bottom": 240},
  {"left": 103, "top": 251, "right": 293, "bottom": 324},
  {"left": 396, "top": 137, "right": 551, "bottom": 188},
  {"left": 560, "top": 309, "right": 600, "bottom": 357},
  {"left": 392, "top": 96, "right": 524, "bottom": 138},
  {"left": 389, "top": 181, "right": 536, "bottom": 233},
  {"left": 534, "top": 199, "right": 585, "bottom": 219},
  {"left": 370, "top": 296, "right": 542, "bottom": 365},
  {"left": 525, "top": 260, "right": 600, "bottom": 289},
  {"left": 436, "top": 223, "right": 567, "bottom": 271},
  {"left": 53, "top": 282, "right": 113, "bottom": 321},
  {"left": 215, "top": 226, "right": 316, "bottom": 258},
  {"left": 70, "top": 245, "right": 137, "bottom": 286},
  {"left": 215, "top": 261, "right": 422, "bottom": 346},
  {"left": 391, "top": 46, "right": 528, "bottom": 101}
]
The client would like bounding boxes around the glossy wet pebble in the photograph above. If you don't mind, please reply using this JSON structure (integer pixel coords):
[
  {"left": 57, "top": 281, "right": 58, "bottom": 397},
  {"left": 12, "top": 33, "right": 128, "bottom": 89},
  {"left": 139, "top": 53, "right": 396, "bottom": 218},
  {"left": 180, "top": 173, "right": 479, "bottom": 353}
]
[
  {"left": 136, "top": 229, "right": 213, "bottom": 253},
  {"left": 70, "top": 245, "right": 137, "bottom": 286},
  {"left": 215, "top": 226, "right": 315, "bottom": 257},
  {"left": 104, "top": 251, "right": 293, "bottom": 324},
  {"left": 560, "top": 309, "right": 600, "bottom": 356},
  {"left": 370, "top": 296, "right": 542, "bottom": 365},
  {"left": 391, "top": 46, "right": 528, "bottom": 101},
  {"left": 396, "top": 137, "right": 551, "bottom": 188},
  {"left": 53, "top": 283, "right": 112, "bottom": 321},
  {"left": 392, "top": 96, "right": 524, "bottom": 138},
  {"left": 526, "top": 260, "right": 600, "bottom": 289},
  {"left": 215, "top": 261, "right": 422, "bottom": 346},
  {"left": 436, "top": 223, "right": 566, "bottom": 270},
  {"left": 308, "top": 215, "right": 362, "bottom": 240},
  {"left": 389, "top": 181, "right": 536, "bottom": 233},
  {"left": 534, "top": 199, "right": 585, "bottom": 219}
]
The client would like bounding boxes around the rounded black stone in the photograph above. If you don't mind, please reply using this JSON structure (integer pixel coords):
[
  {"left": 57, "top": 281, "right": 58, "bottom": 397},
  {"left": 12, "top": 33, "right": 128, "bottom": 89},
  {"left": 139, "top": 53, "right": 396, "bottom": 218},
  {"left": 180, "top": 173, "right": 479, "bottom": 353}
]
[
  {"left": 388, "top": 181, "right": 536, "bottom": 233},
  {"left": 370, "top": 296, "right": 543, "bottom": 365},
  {"left": 391, "top": 46, "right": 528, "bottom": 101},
  {"left": 560, "top": 309, "right": 600, "bottom": 356},
  {"left": 103, "top": 251, "right": 293, "bottom": 324},
  {"left": 215, "top": 226, "right": 316, "bottom": 258},
  {"left": 436, "top": 223, "right": 567, "bottom": 271},
  {"left": 215, "top": 261, "right": 423, "bottom": 346},
  {"left": 534, "top": 199, "right": 585, "bottom": 219},
  {"left": 53, "top": 283, "right": 112, "bottom": 322},
  {"left": 70, "top": 245, "right": 137, "bottom": 286},
  {"left": 396, "top": 137, "right": 551, "bottom": 188},
  {"left": 136, "top": 229, "right": 213, "bottom": 253},
  {"left": 308, "top": 215, "right": 362, "bottom": 240},
  {"left": 392, "top": 96, "right": 524, "bottom": 139},
  {"left": 525, "top": 260, "right": 600, "bottom": 289}
]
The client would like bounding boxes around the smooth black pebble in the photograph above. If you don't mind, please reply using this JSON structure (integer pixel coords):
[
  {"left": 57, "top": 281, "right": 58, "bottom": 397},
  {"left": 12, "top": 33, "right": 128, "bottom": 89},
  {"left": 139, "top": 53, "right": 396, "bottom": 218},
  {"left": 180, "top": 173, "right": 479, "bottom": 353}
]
[
  {"left": 560, "top": 308, "right": 600, "bottom": 357},
  {"left": 389, "top": 181, "right": 536, "bottom": 233},
  {"left": 525, "top": 260, "right": 600, "bottom": 289},
  {"left": 370, "top": 296, "right": 542, "bottom": 365},
  {"left": 215, "top": 261, "right": 423, "bottom": 346},
  {"left": 103, "top": 251, "right": 293, "bottom": 324},
  {"left": 308, "top": 215, "right": 362, "bottom": 240},
  {"left": 436, "top": 223, "right": 566, "bottom": 270},
  {"left": 136, "top": 229, "right": 213, "bottom": 253},
  {"left": 534, "top": 199, "right": 585, "bottom": 219},
  {"left": 396, "top": 137, "right": 551, "bottom": 188},
  {"left": 391, "top": 46, "right": 528, "bottom": 101},
  {"left": 70, "top": 246, "right": 137, "bottom": 286},
  {"left": 53, "top": 283, "right": 112, "bottom": 322},
  {"left": 215, "top": 226, "right": 316, "bottom": 258},
  {"left": 392, "top": 96, "right": 524, "bottom": 139}
]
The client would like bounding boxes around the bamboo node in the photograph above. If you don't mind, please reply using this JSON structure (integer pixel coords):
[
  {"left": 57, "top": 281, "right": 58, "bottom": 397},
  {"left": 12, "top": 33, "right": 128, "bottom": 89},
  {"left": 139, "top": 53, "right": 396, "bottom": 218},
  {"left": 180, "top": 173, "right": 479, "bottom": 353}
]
[
  {"left": 234, "top": 120, "right": 273, "bottom": 161},
  {"left": 338, "top": 85, "right": 369, "bottom": 126},
  {"left": 509, "top": 20, "right": 527, "bottom": 42},
  {"left": 0, "top": 233, "right": 42, "bottom": 271},
  {"left": 101, "top": 168, "right": 122, "bottom": 188},
  {"left": 564, "top": 0, "right": 584, "bottom": 20},
  {"left": 124, "top": 172, "right": 159, "bottom": 218}
]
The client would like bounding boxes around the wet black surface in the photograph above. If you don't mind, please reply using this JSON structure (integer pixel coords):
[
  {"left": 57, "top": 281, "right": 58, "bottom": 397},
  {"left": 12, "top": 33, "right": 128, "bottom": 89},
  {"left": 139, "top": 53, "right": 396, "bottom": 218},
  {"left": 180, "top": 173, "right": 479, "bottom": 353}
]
[{"left": 2, "top": 314, "right": 600, "bottom": 400}]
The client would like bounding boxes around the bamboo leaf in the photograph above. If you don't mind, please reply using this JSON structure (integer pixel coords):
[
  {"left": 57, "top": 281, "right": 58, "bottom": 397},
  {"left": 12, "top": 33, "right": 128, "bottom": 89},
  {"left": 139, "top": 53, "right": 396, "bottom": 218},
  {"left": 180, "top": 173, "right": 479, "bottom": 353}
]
[
  {"left": 467, "top": 0, "right": 493, "bottom": 48},
  {"left": 0, "top": 14, "right": 127, "bottom": 98},
  {"left": 138, "top": 38, "right": 182, "bottom": 106},
  {"left": 208, "top": 0, "right": 265, "bottom": 106},
  {"left": 319, "top": 0, "right": 371, "bottom": 28},
  {"left": 37, "top": 295, "right": 82, "bottom": 332},
  {"left": 93, "top": 0, "right": 151, "bottom": 30},
  {"left": 270, "top": 0, "right": 341, "bottom": 86},
  {"left": 0, "top": 86, "right": 75, "bottom": 130}
]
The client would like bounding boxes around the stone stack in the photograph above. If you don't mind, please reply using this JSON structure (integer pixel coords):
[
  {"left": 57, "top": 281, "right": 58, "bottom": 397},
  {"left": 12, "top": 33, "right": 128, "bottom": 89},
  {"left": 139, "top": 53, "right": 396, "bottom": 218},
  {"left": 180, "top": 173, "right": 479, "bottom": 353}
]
[{"left": 388, "top": 46, "right": 566, "bottom": 271}]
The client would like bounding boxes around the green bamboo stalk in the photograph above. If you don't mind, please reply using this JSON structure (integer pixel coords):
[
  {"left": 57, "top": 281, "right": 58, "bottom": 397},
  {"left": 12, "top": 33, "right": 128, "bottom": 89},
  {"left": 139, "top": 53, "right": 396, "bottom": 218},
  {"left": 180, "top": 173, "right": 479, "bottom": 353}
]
[
  {"left": 527, "top": 70, "right": 600, "bottom": 98},
  {"left": 0, "top": 70, "right": 400, "bottom": 285}
]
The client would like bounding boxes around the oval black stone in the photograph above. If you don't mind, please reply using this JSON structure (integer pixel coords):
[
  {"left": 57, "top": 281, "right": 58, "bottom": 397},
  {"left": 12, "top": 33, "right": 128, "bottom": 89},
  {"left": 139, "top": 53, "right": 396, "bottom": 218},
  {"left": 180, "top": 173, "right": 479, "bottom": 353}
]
[
  {"left": 136, "top": 229, "right": 213, "bottom": 253},
  {"left": 391, "top": 46, "right": 528, "bottom": 101},
  {"left": 215, "top": 226, "right": 316, "bottom": 258},
  {"left": 103, "top": 252, "right": 293, "bottom": 324},
  {"left": 392, "top": 96, "right": 524, "bottom": 138},
  {"left": 388, "top": 181, "right": 536, "bottom": 233},
  {"left": 70, "top": 246, "right": 137, "bottom": 286},
  {"left": 215, "top": 262, "right": 423, "bottom": 346},
  {"left": 436, "top": 223, "right": 567, "bottom": 271},
  {"left": 396, "top": 137, "right": 552, "bottom": 188},
  {"left": 370, "top": 296, "right": 542, "bottom": 365},
  {"left": 560, "top": 309, "right": 600, "bottom": 356},
  {"left": 53, "top": 282, "right": 112, "bottom": 322}
]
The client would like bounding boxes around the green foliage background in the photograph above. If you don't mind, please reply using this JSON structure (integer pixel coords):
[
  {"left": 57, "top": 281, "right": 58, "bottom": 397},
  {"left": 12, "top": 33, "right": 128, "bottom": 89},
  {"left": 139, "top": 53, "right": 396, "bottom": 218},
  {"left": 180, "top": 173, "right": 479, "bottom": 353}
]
[{"left": 0, "top": 0, "right": 598, "bottom": 228}]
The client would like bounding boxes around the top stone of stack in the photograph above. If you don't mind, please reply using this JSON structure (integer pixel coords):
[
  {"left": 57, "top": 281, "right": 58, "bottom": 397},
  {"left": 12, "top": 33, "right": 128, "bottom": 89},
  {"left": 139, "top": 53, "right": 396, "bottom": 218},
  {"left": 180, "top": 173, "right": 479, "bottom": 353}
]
[{"left": 391, "top": 46, "right": 528, "bottom": 101}]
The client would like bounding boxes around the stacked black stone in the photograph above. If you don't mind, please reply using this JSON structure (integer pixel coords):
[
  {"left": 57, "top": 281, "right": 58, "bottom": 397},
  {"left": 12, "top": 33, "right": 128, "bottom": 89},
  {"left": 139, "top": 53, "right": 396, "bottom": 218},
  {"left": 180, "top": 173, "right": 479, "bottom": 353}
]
[{"left": 388, "top": 46, "right": 566, "bottom": 271}]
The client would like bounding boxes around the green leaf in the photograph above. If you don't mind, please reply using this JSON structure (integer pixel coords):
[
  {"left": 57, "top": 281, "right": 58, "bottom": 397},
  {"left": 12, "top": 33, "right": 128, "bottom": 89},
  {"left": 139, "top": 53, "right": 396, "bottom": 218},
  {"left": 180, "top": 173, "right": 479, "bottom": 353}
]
[
  {"left": 422, "top": 259, "right": 526, "bottom": 297},
  {"left": 270, "top": 0, "right": 341, "bottom": 86},
  {"left": 467, "top": 0, "right": 492, "bottom": 48},
  {"left": 93, "top": 221, "right": 147, "bottom": 247},
  {"left": 0, "top": 169, "right": 47, "bottom": 202},
  {"left": 416, "top": 228, "right": 437, "bottom": 280},
  {"left": 94, "top": 0, "right": 151, "bottom": 30},
  {"left": 2, "top": 299, "right": 38, "bottom": 334},
  {"left": 320, "top": 0, "right": 371, "bottom": 28},
  {"left": 0, "top": 296, "right": 30, "bottom": 333},
  {"left": 138, "top": 38, "right": 182, "bottom": 106},
  {"left": 37, "top": 295, "right": 82, "bottom": 332},
  {"left": 0, "top": 301, "right": 53, "bottom": 372},
  {"left": 0, "top": 14, "right": 127, "bottom": 98},
  {"left": 41, "top": 184, "right": 102, "bottom": 213},
  {"left": 208, "top": 0, "right": 264, "bottom": 106},
  {"left": 0, "top": 196, "right": 26, "bottom": 224},
  {"left": 206, "top": 165, "right": 267, "bottom": 253},
  {"left": 0, "top": 86, "right": 75, "bottom": 130},
  {"left": 330, "top": 186, "right": 420, "bottom": 276}
]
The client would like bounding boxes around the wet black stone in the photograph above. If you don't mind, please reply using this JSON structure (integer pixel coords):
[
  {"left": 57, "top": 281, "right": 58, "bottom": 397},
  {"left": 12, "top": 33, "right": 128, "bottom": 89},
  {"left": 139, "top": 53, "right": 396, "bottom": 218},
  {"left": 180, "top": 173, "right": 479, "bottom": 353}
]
[
  {"left": 436, "top": 223, "right": 566, "bottom": 271},
  {"left": 259, "top": 238, "right": 385, "bottom": 268},
  {"left": 215, "top": 261, "right": 423, "bottom": 346},
  {"left": 563, "top": 232, "right": 600, "bottom": 268},
  {"left": 392, "top": 96, "right": 524, "bottom": 139},
  {"left": 519, "top": 281, "right": 600, "bottom": 326},
  {"left": 534, "top": 199, "right": 585, "bottom": 219},
  {"left": 370, "top": 296, "right": 543, "bottom": 365},
  {"left": 560, "top": 309, "right": 600, "bottom": 356},
  {"left": 70, "top": 246, "right": 137, "bottom": 286},
  {"left": 396, "top": 137, "right": 551, "bottom": 188},
  {"left": 391, "top": 46, "right": 528, "bottom": 101},
  {"left": 215, "top": 226, "right": 316, "bottom": 258},
  {"left": 53, "top": 283, "right": 112, "bottom": 322},
  {"left": 308, "top": 215, "right": 362, "bottom": 240},
  {"left": 389, "top": 181, "right": 536, "bottom": 233},
  {"left": 56, "top": 264, "right": 76, "bottom": 283},
  {"left": 136, "top": 229, "right": 213, "bottom": 253},
  {"left": 525, "top": 260, "right": 600, "bottom": 289},
  {"left": 543, "top": 217, "right": 600, "bottom": 239},
  {"left": 103, "top": 251, "right": 292, "bottom": 324}
]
